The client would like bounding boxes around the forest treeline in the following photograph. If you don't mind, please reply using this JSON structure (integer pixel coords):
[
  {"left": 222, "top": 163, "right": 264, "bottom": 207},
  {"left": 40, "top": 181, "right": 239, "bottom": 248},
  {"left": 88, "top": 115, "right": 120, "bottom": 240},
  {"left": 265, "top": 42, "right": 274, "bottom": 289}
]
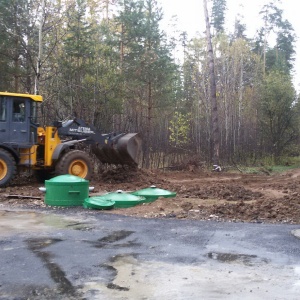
[{"left": 0, "top": 0, "right": 299, "bottom": 168}]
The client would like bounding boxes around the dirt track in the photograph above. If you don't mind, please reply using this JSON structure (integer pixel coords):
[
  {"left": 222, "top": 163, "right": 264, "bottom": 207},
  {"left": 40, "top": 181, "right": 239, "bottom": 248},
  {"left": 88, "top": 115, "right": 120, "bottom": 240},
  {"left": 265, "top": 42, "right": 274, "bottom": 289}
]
[{"left": 1, "top": 167, "right": 300, "bottom": 224}]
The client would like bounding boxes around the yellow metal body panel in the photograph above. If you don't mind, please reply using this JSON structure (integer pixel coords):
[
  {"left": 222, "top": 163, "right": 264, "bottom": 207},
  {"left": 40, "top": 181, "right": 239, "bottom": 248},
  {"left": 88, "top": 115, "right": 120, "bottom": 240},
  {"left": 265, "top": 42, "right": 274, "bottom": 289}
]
[
  {"left": 19, "top": 146, "right": 38, "bottom": 165},
  {"left": 43, "top": 127, "right": 61, "bottom": 167},
  {"left": 37, "top": 127, "right": 46, "bottom": 145},
  {"left": 17, "top": 127, "right": 61, "bottom": 168},
  {"left": 0, "top": 91, "right": 43, "bottom": 102}
]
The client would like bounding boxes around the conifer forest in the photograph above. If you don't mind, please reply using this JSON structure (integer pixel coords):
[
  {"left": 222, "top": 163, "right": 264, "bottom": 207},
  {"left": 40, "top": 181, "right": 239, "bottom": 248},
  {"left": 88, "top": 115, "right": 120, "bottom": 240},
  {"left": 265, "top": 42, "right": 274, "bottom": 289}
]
[{"left": 0, "top": 0, "right": 298, "bottom": 169}]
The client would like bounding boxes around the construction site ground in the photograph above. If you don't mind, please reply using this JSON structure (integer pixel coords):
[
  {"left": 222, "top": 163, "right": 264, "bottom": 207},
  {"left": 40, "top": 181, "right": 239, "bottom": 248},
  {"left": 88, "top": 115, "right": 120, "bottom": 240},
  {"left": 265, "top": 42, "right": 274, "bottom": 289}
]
[{"left": 1, "top": 166, "right": 300, "bottom": 224}]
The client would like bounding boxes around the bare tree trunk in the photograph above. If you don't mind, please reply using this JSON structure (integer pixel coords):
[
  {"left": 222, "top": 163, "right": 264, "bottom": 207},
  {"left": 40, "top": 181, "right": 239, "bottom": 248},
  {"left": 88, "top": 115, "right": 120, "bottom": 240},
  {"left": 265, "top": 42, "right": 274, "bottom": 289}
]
[
  {"left": 35, "top": 0, "right": 45, "bottom": 95},
  {"left": 263, "top": 17, "right": 267, "bottom": 77},
  {"left": 144, "top": 81, "right": 152, "bottom": 168},
  {"left": 13, "top": 2, "right": 19, "bottom": 92},
  {"left": 120, "top": 23, "right": 124, "bottom": 70},
  {"left": 238, "top": 54, "right": 244, "bottom": 146},
  {"left": 106, "top": 0, "right": 109, "bottom": 19},
  {"left": 203, "top": 0, "right": 220, "bottom": 166}
]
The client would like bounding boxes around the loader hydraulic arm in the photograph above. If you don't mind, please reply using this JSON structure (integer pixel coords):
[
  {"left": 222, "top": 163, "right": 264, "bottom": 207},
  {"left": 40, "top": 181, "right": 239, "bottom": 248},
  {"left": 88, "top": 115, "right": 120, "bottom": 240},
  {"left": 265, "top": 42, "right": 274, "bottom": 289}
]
[
  {"left": 55, "top": 118, "right": 142, "bottom": 165},
  {"left": 56, "top": 118, "right": 123, "bottom": 145}
]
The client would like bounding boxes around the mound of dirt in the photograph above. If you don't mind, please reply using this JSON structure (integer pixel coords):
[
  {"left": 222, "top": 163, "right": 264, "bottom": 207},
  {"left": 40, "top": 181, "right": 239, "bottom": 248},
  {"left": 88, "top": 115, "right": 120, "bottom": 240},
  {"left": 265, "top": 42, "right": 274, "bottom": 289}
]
[
  {"left": 99, "top": 166, "right": 166, "bottom": 186},
  {"left": 175, "top": 183, "right": 263, "bottom": 201},
  {"left": 1, "top": 168, "right": 300, "bottom": 224}
]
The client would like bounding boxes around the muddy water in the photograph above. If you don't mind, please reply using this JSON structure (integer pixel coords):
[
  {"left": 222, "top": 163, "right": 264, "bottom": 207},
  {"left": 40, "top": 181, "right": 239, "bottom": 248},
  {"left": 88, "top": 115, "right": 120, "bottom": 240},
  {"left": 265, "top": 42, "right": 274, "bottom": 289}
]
[
  {"left": 0, "top": 210, "right": 91, "bottom": 235},
  {"left": 82, "top": 254, "right": 300, "bottom": 300}
]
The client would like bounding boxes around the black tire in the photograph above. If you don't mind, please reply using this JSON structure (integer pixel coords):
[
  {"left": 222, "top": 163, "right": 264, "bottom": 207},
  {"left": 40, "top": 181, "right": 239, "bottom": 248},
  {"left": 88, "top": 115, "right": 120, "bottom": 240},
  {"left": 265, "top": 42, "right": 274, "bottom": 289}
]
[
  {"left": 55, "top": 150, "right": 93, "bottom": 180},
  {"left": 0, "top": 149, "right": 17, "bottom": 187}
]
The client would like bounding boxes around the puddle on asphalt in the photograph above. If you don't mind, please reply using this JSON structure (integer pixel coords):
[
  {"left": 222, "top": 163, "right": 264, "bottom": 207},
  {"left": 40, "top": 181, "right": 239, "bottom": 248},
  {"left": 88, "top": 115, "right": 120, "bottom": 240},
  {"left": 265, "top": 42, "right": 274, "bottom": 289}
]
[
  {"left": 207, "top": 252, "right": 259, "bottom": 265},
  {"left": 0, "top": 210, "right": 92, "bottom": 235},
  {"left": 81, "top": 255, "right": 300, "bottom": 300},
  {"left": 26, "top": 237, "right": 78, "bottom": 298},
  {"left": 295, "top": 266, "right": 300, "bottom": 289},
  {"left": 98, "top": 230, "right": 134, "bottom": 243},
  {"left": 291, "top": 229, "right": 300, "bottom": 239},
  {"left": 87, "top": 231, "right": 141, "bottom": 249}
]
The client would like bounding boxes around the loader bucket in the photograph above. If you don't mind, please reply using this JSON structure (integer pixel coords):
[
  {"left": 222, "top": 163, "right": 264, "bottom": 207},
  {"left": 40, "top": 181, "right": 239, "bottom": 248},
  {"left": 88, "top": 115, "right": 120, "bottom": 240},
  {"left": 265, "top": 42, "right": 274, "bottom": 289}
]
[{"left": 91, "top": 133, "right": 142, "bottom": 165}]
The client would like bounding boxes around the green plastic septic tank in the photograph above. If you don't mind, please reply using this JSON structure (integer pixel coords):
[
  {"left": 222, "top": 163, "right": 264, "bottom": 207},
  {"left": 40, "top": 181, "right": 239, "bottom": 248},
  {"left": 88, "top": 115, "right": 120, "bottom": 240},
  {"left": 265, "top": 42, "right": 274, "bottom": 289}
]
[
  {"left": 132, "top": 185, "right": 177, "bottom": 202},
  {"left": 44, "top": 175, "right": 89, "bottom": 206},
  {"left": 84, "top": 197, "right": 115, "bottom": 210},
  {"left": 101, "top": 190, "right": 145, "bottom": 208}
]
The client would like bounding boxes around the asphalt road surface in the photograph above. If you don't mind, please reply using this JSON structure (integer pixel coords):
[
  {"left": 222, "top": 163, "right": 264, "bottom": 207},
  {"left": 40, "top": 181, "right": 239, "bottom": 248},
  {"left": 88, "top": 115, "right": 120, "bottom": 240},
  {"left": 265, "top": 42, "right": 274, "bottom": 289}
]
[{"left": 0, "top": 208, "right": 300, "bottom": 300}]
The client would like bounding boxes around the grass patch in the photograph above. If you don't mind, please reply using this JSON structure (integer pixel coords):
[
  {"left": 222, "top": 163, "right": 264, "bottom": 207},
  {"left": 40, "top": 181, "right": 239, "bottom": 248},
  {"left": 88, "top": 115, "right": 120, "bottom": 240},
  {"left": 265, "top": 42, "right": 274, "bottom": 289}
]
[
  {"left": 227, "top": 156, "right": 300, "bottom": 175},
  {"left": 268, "top": 164, "right": 300, "bottom": 173}
]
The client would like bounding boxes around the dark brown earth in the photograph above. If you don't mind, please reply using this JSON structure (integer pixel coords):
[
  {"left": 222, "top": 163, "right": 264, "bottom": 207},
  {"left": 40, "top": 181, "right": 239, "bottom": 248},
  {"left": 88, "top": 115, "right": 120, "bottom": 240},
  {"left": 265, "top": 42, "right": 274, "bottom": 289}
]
[{"left": 1, "top": 166, "right": 300, "bottom": 224}]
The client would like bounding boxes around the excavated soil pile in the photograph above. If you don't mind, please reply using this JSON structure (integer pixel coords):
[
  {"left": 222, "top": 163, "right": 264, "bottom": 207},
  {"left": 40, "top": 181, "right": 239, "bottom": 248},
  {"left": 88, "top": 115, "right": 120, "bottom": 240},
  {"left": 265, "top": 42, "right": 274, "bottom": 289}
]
[
  {"left": 99, "top": 166, "right": 167, "bottom": 186},
  {"left": 1, "top": 167, "right": 300, "bottom": 224}
]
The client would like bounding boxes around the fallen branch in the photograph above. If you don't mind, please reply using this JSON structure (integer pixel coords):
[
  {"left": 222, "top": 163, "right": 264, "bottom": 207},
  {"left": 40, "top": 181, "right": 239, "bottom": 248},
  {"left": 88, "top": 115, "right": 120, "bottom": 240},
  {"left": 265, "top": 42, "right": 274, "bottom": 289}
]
[{"left": 6, "top": 194, "right": 42, "bottom": 200}]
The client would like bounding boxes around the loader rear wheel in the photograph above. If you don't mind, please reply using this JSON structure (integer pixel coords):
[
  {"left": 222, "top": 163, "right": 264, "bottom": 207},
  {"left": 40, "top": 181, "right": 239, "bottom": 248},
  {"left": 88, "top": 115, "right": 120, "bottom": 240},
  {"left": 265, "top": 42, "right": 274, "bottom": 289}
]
[
  {"left": 0, "top": 149, "right": 16, "bottom": 187},
  {"left": 55, "top": 150, "right": 93, "bottom": 180}
]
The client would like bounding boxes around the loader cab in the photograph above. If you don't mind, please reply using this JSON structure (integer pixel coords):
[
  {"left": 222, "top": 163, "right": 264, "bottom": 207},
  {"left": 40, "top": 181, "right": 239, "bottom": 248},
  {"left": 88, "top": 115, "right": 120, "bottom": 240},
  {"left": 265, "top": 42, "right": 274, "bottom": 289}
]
[{"left": 0, "top": 92, "right": 42, "bottom": 148}]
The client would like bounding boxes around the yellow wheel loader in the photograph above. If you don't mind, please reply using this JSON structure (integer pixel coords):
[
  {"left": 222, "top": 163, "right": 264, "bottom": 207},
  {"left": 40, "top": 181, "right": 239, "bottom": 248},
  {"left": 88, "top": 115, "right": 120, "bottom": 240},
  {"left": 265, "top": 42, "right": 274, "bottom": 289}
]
[{"left": 0, "top": 92, "right": 142, "bottom": 187}]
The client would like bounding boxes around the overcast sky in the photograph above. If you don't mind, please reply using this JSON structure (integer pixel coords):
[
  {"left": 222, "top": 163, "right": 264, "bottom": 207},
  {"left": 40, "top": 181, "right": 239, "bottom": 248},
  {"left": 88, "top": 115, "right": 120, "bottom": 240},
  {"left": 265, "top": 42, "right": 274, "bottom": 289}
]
[{"left": 159, "top": 0, "right": 300, "bottom": 91}]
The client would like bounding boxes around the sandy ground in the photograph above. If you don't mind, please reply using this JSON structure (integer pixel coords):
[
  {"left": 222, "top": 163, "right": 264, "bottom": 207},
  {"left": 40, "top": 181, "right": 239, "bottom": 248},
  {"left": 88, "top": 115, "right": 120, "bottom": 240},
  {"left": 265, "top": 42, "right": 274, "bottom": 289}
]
[{"left": 1, "top": 166, "right": 300, "bottom": 224}]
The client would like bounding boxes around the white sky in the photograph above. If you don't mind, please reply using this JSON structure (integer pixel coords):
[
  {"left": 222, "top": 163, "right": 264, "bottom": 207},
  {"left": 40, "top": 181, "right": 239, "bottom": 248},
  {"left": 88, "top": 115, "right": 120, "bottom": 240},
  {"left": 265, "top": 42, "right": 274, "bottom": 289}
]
[{"left": 159, "top": 0, "right": 300, "bottom": 91}]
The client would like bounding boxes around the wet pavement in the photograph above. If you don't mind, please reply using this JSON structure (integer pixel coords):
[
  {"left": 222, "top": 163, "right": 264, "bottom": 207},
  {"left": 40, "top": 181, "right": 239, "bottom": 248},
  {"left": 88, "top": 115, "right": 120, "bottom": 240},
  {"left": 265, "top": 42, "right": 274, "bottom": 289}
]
[{"left": 0, "top": 208, "right": 300, "bottom": 299}]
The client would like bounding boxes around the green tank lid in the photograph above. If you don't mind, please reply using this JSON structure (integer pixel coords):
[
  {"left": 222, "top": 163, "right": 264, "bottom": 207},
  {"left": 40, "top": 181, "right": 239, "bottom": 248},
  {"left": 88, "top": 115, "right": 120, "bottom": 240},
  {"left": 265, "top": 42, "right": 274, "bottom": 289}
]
[
  {"left": 46, "top": 174, "right": 88, "bottom": 183},
  {"left": 102, "top": 190, "right": 145, "bottom": 208},
  {"left": 132, "top": 185, "right": 177, "bottom": 202},
  {"left": 84, "top": 197, "right": 115, "bottom": 210}
]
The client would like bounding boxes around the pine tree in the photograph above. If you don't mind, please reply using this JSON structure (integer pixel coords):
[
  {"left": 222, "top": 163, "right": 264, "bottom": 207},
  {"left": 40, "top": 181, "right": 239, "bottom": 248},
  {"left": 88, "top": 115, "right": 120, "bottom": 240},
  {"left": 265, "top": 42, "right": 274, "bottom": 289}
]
[
  {"left": 211, "top": 0, "right": 227, "bottom": 34},
  {"left": 115, "top": 0, "right": 179, "bottom": 167},
  {"left": 258, "top": 70, "right": 297, "bottom": 159},
  {"left": 275, "top": 19, "right": 295, "bottom": 71},
  {"left": 0, "top": 0, "right": 39, "bottom": 92},
  {"left": 59, "top": 0, "right": 96, "bottom": 118},
  {"left": 255, "top": 1, "right": 295, "bottom": 76}
]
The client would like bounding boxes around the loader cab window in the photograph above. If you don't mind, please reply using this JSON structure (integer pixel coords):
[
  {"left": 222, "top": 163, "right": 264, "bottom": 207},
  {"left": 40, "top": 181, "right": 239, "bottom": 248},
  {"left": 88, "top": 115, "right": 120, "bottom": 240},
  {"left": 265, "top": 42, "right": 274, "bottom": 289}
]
[
  {"left": 0, "top": 97, "right": 6, "bottom": 121},
  {"left": 30, "top": 101, "right": 39, "bottom": 124},
  {"left": 13, "top": 99, "right": 26, "bottom": 122}
]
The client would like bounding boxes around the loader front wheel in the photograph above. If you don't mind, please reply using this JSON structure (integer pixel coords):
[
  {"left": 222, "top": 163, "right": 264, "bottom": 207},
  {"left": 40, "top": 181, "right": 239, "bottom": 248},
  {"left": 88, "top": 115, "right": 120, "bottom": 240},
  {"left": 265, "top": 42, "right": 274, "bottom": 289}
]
[
  {"left": 0, "top": 149, "right": 17, "bottom": 187},
  {"left": 55, "top": 150, "right": 93, "bottom": 180}
]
